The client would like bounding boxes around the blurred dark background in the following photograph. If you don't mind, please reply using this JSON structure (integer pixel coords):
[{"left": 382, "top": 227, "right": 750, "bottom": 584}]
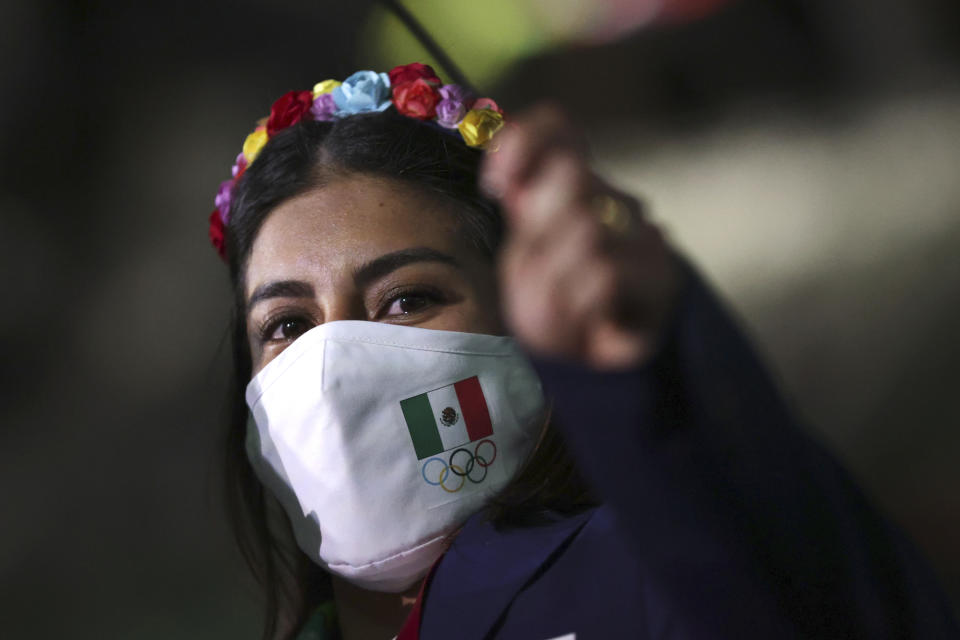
[{"left": 1, "top": 1, "right": 958, "bottom": 637}]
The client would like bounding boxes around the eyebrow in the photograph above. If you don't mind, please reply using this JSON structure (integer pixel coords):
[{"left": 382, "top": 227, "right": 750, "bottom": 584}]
[
  {"left": 352, "top": 247, "right": 461, "bottom": 290},
  {"left": 246, "top": 247, "right": 461, "bottom": 312},
  {"left": 247, "top": 280, "right": 314, "bottom": 310}
]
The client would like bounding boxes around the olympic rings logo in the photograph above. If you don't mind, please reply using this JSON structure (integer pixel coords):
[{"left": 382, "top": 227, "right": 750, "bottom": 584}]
[{"left": 421, "top": 439, "right": 498, "bottom": 493}]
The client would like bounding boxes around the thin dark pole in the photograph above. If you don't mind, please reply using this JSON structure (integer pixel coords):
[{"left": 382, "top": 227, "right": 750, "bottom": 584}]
[{"left": 377, "top": 0, "right": 478, "bottom": 95}]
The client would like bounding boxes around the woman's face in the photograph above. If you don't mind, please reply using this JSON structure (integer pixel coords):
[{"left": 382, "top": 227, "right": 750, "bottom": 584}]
[{"left": 244, "top": 173, "right": 503, "bottom": 375}]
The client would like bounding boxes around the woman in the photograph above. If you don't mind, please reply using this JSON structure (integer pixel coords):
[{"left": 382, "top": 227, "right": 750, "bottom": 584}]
[{"left": 211, "top": 65, "right": 958, "bottom": 639}]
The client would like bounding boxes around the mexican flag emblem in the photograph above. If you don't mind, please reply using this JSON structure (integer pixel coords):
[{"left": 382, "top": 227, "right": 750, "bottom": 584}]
[{"left": 400, "top": 376, "right": 493, "bottom": 459}]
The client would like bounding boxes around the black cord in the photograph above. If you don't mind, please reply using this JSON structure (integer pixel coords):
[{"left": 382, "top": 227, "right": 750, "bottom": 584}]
[{"left": 377, "top": 0, "right": 478, "bottom": 95}]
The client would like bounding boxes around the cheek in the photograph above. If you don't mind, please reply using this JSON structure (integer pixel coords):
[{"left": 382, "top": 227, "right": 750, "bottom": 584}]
[
  {"left": 448, "top": 269, "right": 504, "bottom": 335},
  {"left": 246, "top": 324, "right": 279, "bottom": 377},
  {"left": 468, "top": 283, "right": 504, "bottom": 335},
  {"left": 247, "top": 337, "right": 269, "bottom": 377},
  {"left": 416, "top": 301, "right": 500, "bottom": 335}
]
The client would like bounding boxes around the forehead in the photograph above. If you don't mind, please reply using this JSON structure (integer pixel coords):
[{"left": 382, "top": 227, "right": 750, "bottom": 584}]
[{"left": 244, "top": 174, "right": 465, "bottom": 296}]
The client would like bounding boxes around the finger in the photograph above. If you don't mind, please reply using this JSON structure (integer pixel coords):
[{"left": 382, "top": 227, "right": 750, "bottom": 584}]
[
  {"left": 584, "top": 319, "right": 652, "bottom": 371},
  {"left": 527, "top": 212, "right": 604, "bottom": 292},
  {"left": 615, "top": 227, "right": 681, "bottom": 332},
  {"left": 506, "top": 151, "right": 592, "bottom": 244},
  {"left": 480, "top": 104, "right": 586, "bottom": 199},
  {"left": 564, "top": 257, "right": 617, "bottom": 326},
  {"left": 500, "top": 214, "right": 607, "bottom": 357},
  {"left": 499, "top": 251, "right": 581, "bottom": 357}
]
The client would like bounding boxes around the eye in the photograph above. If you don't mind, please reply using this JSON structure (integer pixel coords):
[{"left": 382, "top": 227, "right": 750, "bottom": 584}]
[
  {"left": 262, "top": 315, "right": 313, "bottom": 342},
  {"left": 381, "top": 288, "right": 444, "bottom": 318}
]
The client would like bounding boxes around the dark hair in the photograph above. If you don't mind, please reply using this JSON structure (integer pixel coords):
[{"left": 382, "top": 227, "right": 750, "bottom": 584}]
[{"left": 222, "top": 110, "right": 596, "bottom": 639}]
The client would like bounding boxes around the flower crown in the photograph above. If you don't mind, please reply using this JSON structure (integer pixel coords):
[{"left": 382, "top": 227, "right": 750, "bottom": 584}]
[{"left": 209, "top": 62, "right": 505, "bottom": 260}]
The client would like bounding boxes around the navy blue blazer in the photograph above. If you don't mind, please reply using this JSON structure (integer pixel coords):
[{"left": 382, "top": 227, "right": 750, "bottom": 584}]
[{"left": 419, "top": 266, "right": 960, "bottom": 639}]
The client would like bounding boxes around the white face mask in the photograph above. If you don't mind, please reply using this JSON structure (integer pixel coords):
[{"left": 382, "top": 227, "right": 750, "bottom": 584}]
[{"left": 245, "top": 320, "right": 546, "bottom": 593}]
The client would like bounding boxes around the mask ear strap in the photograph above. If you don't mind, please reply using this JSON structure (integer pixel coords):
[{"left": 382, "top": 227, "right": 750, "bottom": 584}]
[{"left": 377, "top": 0, "right": 479, "bottom": 95}]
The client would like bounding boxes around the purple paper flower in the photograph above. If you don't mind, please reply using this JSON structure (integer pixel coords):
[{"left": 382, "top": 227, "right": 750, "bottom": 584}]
[
  {"left": 436, "top": 99, "right": 467, "bottom": 128},
  {"left": 435, "top": 84, "right": 474, "bottom": 128},
  {"left": 439, "top": 84, "right": 474, "bottom": 104},
  {"left": 311, "top": 93, "right": 337, "bottom": 121},
  {"left": 215, "top": 179, "right": 234, "bottom": 222}
]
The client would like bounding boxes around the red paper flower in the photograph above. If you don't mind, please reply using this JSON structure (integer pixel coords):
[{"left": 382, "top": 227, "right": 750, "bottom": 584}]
[
  {"left": 388, "top": 63, "right": 440, "bottom": 88},
  {"left": 209, "top": 209, "right": 226, "bottom": 260},
  {"left": 392, "top": 78, "right": 442, "bottom": 120},
  {"left": 266, "top": 90, "right": 314, "bottom": 136}
]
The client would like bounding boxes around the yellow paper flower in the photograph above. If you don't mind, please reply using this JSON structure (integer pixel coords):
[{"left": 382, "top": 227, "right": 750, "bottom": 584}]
[
  {"left": 242, "top": 128, "right": 269, "bottom": 165},
  {"left": 457, "top": 108, "right": 505, "bottom": 148},
  {"left": 312, "top": 79, "right": 342, "bottom": 98}
]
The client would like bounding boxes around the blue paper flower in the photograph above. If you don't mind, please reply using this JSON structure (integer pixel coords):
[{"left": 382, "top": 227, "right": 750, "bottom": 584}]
[{"left": 332, "top": 71, "right": 392, "bottom": 115}]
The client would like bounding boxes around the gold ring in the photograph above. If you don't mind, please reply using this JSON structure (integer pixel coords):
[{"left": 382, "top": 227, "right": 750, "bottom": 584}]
[{"left": 592, "top": 193, "right": 633, "bottom": 235}]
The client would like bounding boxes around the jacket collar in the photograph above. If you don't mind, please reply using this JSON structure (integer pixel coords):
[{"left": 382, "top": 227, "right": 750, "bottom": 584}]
[{"left": 419, "top": 507, "right": 595, "bottom": 638}]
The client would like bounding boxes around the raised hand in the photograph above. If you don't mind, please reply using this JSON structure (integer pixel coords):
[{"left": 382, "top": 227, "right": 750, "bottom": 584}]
[{"left": 482, "top": 105, "right": 682, "bottom": 370}]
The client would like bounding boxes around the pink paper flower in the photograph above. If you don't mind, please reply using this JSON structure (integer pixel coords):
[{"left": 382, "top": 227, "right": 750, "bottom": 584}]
[
  {"left": 231, "top": 153, "right": 246, "bottom": 178},
  {"left": 472, "top": 97, "right": 503, "bottom": 114}
]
